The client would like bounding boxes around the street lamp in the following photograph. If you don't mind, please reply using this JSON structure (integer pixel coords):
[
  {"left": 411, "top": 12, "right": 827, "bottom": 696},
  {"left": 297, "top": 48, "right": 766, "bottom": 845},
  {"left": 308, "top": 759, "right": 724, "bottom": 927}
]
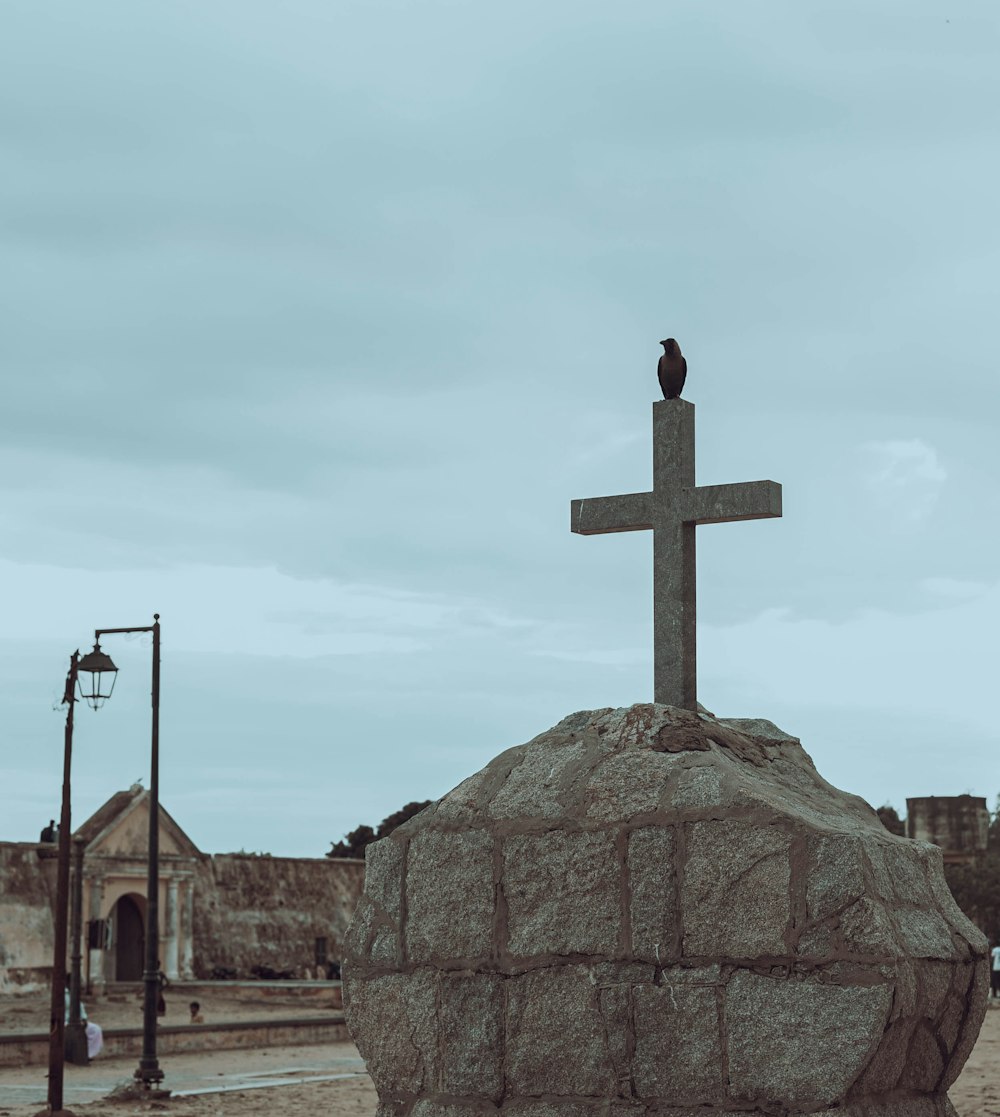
[
  {"left": 87, "top": 614, "right": 163, "bottom": 1088},
  {"left": 42, "top": 644, "right": 118, "bottom": 1116},
  {"left": 76, "top": 645, "right": 118, "bottom": 709}
]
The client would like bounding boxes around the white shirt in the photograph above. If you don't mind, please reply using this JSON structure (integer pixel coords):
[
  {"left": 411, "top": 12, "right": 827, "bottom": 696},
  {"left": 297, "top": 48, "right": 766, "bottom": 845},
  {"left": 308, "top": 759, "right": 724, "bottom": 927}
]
[{"left": 990, "top": 945, "right": 1000, "bottom": 972}]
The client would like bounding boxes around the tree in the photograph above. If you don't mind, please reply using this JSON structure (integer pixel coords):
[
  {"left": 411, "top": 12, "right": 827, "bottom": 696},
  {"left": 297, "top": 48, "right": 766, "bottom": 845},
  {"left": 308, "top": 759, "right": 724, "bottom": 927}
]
[
  {"left": 375, "top": 801, "right": 433, "bottom": 839},
  {"left": 945, "top": 854, "right": 1000, "bottom": 942},
  {"left": 876, "top": 804, "right": 906, "bottom": 837},
  {"left": 327, "top": 800, "right": 432, "bottom": 859},
  {"left": 327, "top": 824, "right": 376, "bottom": 860}
]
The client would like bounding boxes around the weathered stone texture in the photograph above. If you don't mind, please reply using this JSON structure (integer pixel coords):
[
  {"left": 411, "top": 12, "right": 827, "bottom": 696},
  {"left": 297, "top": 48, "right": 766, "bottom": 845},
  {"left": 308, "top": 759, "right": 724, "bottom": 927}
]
[
  {"left": 505, "top": 967, "right": 615, "bottom": 1096},
  {"left": 805, "top": 834, "right": 865, "bottom": 921},
  {"left": 488, "top": 739, "right": 590, "bottom": 820},
  {"left": 504, "top": 1104, "right": 598, "bottom": 1117},
  {"left": 404, "top": 830, "right": 493, "bottom": 962},
  {"left": 855, "top": 1017, "right": 913, "bottom": 1094},
  {"left": 365, "top": 837, "right": 404, "bottom": 920},
  {"left": 627, "top": 827, "right": 677, "bottom": 962},
  {"left": 839, "top": 897, "right": 897, "bottom": 956},
  {"left": 584, "top": 750, "right": 679, "bottom": 820},
  {"left": 347, "top": 971, "right": 437, "bottom": 1094},
  {"left": 893, "top": 908, "right": 958, "bottom": 959},
  {"left": 504, "top": 830, "right": 620, "bottom": 957},
  {"left": 670, "top": 761, "right": 724, "bottom": 809},
  {"left": 344, "top": 837, "right": 405, "bottom": 967},
  {"left": 345, "top": 704, "right": 988, "bottom": 1117},
  {"left": 726, "top": 970, "right": 892, "bottom": 1107},
  {"left": 344, "top": 893, "right": 399, "bottom": 967},
  {"left": 941, "top": 955, "right": 990, "bottom": 1089},
  {"left": 596, "top": 980, "right": 631, "bottom": 1094},
  {"left": 438, "top": 972, "right": 503, "bottom": 1098},
  {"left": 431, "top": 768, "right": 495, "bottom": 824},
  {"left": 683, "top": 819, "right": 791, "bottom": 957},
  {"left": 632, "top": 978, "right": 723, "bottom": 1099}
]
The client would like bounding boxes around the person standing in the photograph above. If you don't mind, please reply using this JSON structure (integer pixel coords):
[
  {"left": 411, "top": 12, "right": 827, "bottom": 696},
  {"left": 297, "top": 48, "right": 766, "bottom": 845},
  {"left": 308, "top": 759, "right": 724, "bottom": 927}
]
[{"left": 991, "top": 940, "right": 1000, "bottom": 998}]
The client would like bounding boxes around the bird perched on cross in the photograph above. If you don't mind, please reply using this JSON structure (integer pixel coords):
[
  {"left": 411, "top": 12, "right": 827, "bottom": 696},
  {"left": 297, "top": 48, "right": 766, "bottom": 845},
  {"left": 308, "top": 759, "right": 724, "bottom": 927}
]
[{"left": 657, "top": 338, "right": 687, "bottom": 399}]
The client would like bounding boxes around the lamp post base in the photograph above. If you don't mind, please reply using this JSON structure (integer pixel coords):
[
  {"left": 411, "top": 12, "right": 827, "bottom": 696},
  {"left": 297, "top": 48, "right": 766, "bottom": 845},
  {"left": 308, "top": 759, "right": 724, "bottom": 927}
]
[{"left": 134, "top": 1059, "right": 165, "bottom": 1087}]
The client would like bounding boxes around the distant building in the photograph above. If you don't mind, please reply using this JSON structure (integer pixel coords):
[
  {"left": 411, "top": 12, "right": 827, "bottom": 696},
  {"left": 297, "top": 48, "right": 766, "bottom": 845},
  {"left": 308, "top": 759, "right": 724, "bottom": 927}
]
[
  {"left": 0, "top": 787, "right": 363, "bottom": 993},
  {"left": 906, "top": 795, "right": 990, "bottom": 866}
]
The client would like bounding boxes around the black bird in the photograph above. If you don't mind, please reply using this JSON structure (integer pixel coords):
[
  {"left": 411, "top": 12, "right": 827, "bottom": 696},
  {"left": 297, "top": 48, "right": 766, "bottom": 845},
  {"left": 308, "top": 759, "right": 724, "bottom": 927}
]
[{"left": 657, "top": 338, "right": 687, "bottom": 399}]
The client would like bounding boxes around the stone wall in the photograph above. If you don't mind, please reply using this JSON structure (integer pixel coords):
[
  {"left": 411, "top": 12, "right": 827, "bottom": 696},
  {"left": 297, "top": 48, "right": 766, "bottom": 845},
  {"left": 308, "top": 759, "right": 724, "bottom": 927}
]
[
  {"left": 907, "top": 795, "right": 989, "bottom": 865},
  {"left": 191, "top": 854, "right": 364, "bottom": 977},
  {"left": 0, "top": 844, "right": 57, "bottom": 992},
  {"left": 0, "top": 842, "right": 364, "bottom": 989},
  {"left": 345, "top": 705, "right": 988, "bottom": 1117}
]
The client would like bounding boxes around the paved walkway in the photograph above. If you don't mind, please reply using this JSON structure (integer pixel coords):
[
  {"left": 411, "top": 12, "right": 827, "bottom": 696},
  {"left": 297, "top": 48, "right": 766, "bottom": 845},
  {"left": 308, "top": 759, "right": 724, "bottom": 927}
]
[{"left": 0, "top": 1040, "right": 366, "bottom": 1108}]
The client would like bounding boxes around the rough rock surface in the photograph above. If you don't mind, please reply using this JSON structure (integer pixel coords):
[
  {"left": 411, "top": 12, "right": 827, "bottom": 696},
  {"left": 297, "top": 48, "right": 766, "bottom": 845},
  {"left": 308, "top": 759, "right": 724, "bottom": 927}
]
[{"left": 344, "top": 704, "right": 987, "bottom": 1117}]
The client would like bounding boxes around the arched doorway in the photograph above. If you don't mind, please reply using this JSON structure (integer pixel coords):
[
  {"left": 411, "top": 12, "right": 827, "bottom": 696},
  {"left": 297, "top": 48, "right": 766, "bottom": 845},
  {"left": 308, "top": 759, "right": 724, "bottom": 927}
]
[{"left": 112, "top": 894, "right": 145, "bottom": 981}]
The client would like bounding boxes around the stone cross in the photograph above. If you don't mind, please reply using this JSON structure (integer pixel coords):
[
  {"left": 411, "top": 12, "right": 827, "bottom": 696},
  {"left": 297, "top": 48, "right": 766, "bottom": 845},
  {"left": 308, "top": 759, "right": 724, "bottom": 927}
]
[{"left": 571, "top": 399, "right": 781, "bottom": 710}]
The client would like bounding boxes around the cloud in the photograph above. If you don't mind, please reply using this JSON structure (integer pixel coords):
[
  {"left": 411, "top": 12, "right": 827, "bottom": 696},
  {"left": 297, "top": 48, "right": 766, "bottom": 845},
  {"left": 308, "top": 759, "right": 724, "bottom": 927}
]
[
  {"left": 700, "top": 586, "right": 1000, "bottom": 728},
  {"left": 0, "top": 557, "right": 547, "bottom": 660},
  {"left": 920, "top": 576, "right": 991, "bottom": 602},
  {"left": 530, "top": 647, "right": 647, "bottom": 667},
  {"left": 860, "top": 439, "right": 946, "bottom": 525}
]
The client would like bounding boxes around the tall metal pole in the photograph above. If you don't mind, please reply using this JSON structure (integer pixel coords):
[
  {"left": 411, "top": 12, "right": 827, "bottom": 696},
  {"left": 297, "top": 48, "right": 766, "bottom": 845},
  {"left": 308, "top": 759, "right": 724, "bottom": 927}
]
[
  {"left": 66, "top": 836, "right": 88, "bottom": 1065},
  {"left": 89, "top": 614, "right": 164, "bottom": 1088},
  {"left": 137, "top": 615, "right": 162, "bottom": 1085},
  {"left": 46, "top": 652, "right": 78, "bottom": 1113}
]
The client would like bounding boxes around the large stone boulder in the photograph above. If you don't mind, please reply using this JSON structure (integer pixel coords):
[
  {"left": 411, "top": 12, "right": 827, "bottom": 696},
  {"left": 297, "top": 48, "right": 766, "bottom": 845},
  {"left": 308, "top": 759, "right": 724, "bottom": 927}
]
[{"left": 344, "top": 704, "right": 987, "bottom": 1117}]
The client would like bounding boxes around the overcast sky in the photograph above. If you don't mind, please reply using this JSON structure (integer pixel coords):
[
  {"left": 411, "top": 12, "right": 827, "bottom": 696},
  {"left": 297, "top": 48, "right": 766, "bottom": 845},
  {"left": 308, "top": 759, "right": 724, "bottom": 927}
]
[{"left": 2, "top": 1, "right": 998, "bottom": 857}]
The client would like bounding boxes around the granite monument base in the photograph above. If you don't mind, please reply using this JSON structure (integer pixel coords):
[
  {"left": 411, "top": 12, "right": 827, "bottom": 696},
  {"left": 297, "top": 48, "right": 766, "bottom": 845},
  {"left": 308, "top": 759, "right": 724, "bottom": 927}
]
[{"left": 344, "top": 705, "right": 987, "bottom": 1117}]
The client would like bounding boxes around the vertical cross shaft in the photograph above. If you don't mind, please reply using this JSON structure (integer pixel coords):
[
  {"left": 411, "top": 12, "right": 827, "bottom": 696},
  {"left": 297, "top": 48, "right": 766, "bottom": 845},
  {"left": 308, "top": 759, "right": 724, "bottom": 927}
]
[
  {"left": 571, "top": 399, "right": 781, "bottom": 710},
  {"left": 653, "top": 400, "right": 696, "bottom": 710}
]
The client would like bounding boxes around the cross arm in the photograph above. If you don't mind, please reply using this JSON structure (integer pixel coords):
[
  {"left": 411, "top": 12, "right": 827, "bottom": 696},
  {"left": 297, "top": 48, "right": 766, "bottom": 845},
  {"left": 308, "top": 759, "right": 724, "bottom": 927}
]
[
  {"left": 683, "top": 480, "right": 782, "bottom": 525},
  {"left": 571, "top": 491, "right": 654, "bottom": 535}
]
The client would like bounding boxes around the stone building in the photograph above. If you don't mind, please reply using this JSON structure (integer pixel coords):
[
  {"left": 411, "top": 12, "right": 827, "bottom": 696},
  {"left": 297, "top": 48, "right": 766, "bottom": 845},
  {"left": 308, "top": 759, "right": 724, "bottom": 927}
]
[
  {"left": 906, "top": 795, "right": 990, "bottom": 865},
  {"left": 73, "top": 786, "right": 201, "bottom": 985},
  {"left": 0, "top": 786, "right": 363, "bottom": 993}
]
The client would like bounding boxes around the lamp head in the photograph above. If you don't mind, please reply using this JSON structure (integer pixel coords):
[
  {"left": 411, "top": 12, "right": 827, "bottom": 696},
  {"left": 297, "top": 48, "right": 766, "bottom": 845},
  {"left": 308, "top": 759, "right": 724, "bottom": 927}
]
[{"left": 77, "top": 644, "right": 119, "bottom": 710}]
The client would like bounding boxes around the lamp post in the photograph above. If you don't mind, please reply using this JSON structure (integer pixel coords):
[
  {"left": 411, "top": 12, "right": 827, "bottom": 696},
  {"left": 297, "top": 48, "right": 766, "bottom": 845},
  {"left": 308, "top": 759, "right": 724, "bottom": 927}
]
[
  {"left": 42, "top": 647, "right": 113, "bottom": 1116},
  {"left": 43, "top": 652, "right": 79, "bottom": 1115},
  {"left": 77, "top": 615, "right": 163, "bottom": 1088}
]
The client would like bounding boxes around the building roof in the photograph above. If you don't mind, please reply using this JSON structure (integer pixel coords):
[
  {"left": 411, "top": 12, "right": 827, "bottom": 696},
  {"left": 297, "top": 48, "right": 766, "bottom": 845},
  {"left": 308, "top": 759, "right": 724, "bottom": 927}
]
[
  {"left": 73, "top": 785, "right": 201, "bottom": 858},
  {"left": 73, "top": 786, "right": 145, "bottom": 844}
]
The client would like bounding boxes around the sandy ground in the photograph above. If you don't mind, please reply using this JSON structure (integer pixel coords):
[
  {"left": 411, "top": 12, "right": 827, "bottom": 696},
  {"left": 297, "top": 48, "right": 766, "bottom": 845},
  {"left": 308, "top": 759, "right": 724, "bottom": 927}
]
[
  {"left": 0, "top": 1040, "right": 375, "bottom": 1117},
  {"left": 0, "top": 996, "right": 998, "bottom": 1116},
  {"left": 951, "top": 1001, "right": 1000, "bottom": 1117}
]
